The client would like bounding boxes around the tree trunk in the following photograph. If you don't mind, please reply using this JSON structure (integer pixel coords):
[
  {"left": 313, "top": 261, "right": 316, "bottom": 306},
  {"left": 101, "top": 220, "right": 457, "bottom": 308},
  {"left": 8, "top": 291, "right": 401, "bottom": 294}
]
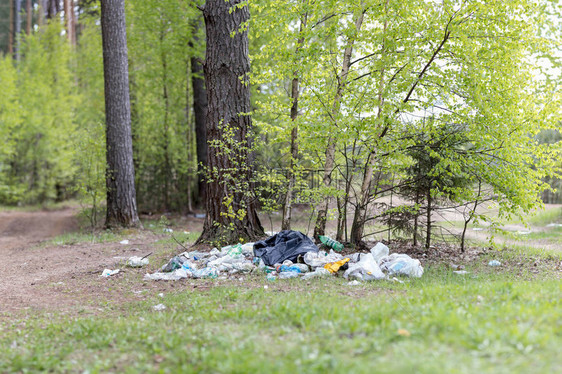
[
  {"left": 8, "top": 0, "right": 13, "bottom": 55},
  {"left": 64, "top": 0, "right": 76, "bottom": 45},
  {"left": 349, "top": 0, "right": 388, "bottom": 247},
  {"left": 100, "top": 0, "right": 141, "bottom": 228},
  {"left": 14, "top": 0, "right": 21, "bottom": 61},
  {"left": 281, "top": 11, "right": 308, "bottom": 231},
  {"left": 196, "top": 0, "right": 263, "bottom": 245},
  {"left": 413, "top": 190, "right": 420, "bottom": 246},
  {"left": 313, "top": 6, "right": 365, "bottom": 240},
  {"left": 425, "top": 187, "right": 431, "bottom": 249},
  {"left": 46, "top": 0, "right": 60, "bottom": 19},
  {"left": 25, "top": 0, "right": 31, "bottom": 35},
  {"left": 190, "top": 21, "right": 208, "bottom": 207}
]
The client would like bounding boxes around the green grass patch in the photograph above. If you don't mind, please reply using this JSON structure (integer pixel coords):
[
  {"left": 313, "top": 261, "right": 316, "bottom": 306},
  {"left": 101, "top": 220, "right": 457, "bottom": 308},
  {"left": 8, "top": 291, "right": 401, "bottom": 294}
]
[
  {"left": 1, "top": 257, "right": 560, "bottom": 373},
  {"left": 526, "top": 207, "right": 562, "bottom": 226}
]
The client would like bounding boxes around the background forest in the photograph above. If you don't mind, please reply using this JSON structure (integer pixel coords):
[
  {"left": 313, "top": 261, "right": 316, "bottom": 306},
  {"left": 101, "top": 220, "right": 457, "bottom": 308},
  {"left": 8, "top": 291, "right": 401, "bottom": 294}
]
[{"left": 0, "top": 0, "right": 561, "bottom": 248}]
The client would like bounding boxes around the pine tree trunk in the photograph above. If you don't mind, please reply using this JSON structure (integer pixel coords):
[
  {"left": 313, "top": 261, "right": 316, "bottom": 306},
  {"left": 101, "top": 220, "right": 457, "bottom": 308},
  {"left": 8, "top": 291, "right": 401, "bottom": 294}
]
[
  {"left": 64, "top": 0, "right": 75, "bottom": 44},
  {"left": 190, "top": 22, "right": 208, "bottom": 207},
  {"left": 25, "top": 0, "right": 31, "bottom": 35},
  {"left": 100, "top": 0, "right": 140, "bottom": 228},
  {"left": 8, "top": 0, "right": 13, "bottom": 55},
  {"left": 196, "top": 0, "right": 263, "bottom": 245},
  {"left": 14, "top": 0, "right": 21, "bottom": 61}
]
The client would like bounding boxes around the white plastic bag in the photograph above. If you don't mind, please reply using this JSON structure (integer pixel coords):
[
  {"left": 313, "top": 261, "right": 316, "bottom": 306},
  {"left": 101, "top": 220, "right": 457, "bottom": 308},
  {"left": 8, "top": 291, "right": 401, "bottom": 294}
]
[
  {"left": 126, "top": 256, "right": 149, "bottom": 267},
  {"left": 302, "top": 267, "right": 331, "bottom": 279},
  {"left": 379, "top": 253, "right": 424, "bottom": 278},
  {"left": 144, "top": 268, "right": 190, "bottom": 281},
  {"left": 343, "top": 253, "right": 385, "bottom": 281},
  {"left": 370, "top": 242, "right": 389, "bottom": 264},
  {"left": 304, "top": 250, "right": 343, "bottom": 268}
]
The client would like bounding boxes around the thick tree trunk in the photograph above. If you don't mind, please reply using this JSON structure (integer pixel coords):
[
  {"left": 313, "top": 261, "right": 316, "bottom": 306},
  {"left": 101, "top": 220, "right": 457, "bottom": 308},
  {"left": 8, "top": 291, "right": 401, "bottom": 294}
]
[
  {"left": 190, "top": 22, "right": 208, "bottom": 206},
  {"left": 100, "top": 0, "right": 141, "bottom": 228},
  {"left": 313, "top": 7, "right": 365, "bottom": 240},
  {"left": 196, "top": 0, "right": 263, "bottom": 245},
  {"left": 281, "top": 11, "right": 307, "bottom": 231}
]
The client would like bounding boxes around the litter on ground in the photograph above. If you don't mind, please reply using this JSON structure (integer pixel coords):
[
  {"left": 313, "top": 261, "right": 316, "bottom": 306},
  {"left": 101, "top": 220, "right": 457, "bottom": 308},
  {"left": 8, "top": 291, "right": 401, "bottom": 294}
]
[
  {"left": 143, "top": 230, "right": 425, "bottom": 283},
  {"left": 101, "top": 269, "right": 120, "bottom": 277}
]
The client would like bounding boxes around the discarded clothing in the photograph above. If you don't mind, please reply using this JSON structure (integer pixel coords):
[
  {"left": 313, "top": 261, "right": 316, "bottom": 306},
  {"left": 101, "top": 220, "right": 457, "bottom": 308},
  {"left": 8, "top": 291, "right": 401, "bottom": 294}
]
[{"left": 253, "top": 230, "right": 319, "bottom": 266}]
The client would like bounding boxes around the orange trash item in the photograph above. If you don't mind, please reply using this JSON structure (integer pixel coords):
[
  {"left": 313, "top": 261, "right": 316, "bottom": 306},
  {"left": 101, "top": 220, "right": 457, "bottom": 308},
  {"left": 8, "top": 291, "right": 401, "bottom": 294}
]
[{"left": 323, "top": 258, "right": 350, "bottom": 274}]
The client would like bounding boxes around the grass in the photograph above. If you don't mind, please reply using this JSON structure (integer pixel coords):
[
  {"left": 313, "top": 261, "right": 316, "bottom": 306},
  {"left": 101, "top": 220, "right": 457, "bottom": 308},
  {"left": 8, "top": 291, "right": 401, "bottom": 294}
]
[
  {"left": 1, "top": 249, "right": 560, "bottom": 374},
  {"left": 42, "top": 230, "right": 120, "bottom": 246}
]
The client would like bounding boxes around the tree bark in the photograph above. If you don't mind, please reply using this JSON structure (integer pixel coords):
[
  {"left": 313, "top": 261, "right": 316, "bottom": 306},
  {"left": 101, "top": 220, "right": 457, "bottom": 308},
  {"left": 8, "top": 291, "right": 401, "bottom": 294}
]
[
  {"left": 195, "top": 0, "right": 263, "bottom": 245},
  {"left": 14, "top": 0, "right": 21, "bottom": 61},
  {"left": 190, "top": 21, "right": 208, "bottom": 207},
  {"left": 425, "top": 187, "right": 431, "bottom": 249},
  {"left": 313, "top": 6, "right": 365, "bottom": 240},
  {"left": 25, "top": 0, "right": 31, "bottom": 35},
  {"left": 8, "top": 0, "right": 13, "bottom": 55},
  {"left": 100, "top": 0, "right": 141, "bottom": 228},
  {"left": 64, "top": 0, "right": 76, "bottom": 45},
  {"left": 46, "top": 0, "right": 60, "bottom": 19}
]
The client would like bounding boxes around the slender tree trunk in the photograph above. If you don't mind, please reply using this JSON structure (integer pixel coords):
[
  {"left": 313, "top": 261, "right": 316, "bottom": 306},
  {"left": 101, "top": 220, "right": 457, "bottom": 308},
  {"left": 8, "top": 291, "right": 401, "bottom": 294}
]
[
  {"left": 281, "top": 10, "right": 308, "bottom": 231},
  {"left": 425, "top": 187, "right": 431, "bottom": 249},
  {"left": 100, "top": 0, "right": 141, "bottom": 228},
  {"left": 14, "top": 0, "right": 21, "bottom": 62},
  {"left": 8, "top": 0, "right": 13, "bottom": 55},
  {"left": 350, "top": 0, "right": 389, "bottom": 247},
  {"left": 64, "top": 0, "right": 75, "bottom": 44},
  {"left": 37, "top": 0, "right": 44, "bottom": 26},
  {"left": 160, "top": 30, "right": 171, "bottom": 211},
  {"left": 25, "top": 0, "right": 31, "bottom": 35},
  {"left": 313, "top": 6, "right": 365, "bottom": 239},
  {"left": 46, "top": 0, "right": 60, "bottom": 19},
  {"left": 413, "top": 190, "right": 420, "bottom": 246},
  {"left": 190, "top": 21, "right": 208, "bottom": 207},
  {"left": 196, "top": 0, "right": 263, "bottom": 245}
]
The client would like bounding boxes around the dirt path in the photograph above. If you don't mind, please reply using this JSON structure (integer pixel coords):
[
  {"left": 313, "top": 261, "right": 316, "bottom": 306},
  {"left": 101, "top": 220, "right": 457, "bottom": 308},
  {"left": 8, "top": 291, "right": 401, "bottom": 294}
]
[{"left": 0, "top": 208, "right": 177, "bottom": 316}]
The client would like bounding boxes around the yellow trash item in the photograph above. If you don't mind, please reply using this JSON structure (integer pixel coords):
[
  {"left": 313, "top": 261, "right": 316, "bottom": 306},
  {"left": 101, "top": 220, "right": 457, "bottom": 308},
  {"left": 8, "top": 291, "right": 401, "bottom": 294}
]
[{"left": 323, "top": 258, "right": 350, "bottom": 274}]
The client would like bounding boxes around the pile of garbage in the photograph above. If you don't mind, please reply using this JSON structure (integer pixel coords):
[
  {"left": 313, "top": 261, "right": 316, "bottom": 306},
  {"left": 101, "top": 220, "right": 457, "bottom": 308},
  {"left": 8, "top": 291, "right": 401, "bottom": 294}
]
[{"left": 144, "top": 230, "right": 424, "bottom": 282}]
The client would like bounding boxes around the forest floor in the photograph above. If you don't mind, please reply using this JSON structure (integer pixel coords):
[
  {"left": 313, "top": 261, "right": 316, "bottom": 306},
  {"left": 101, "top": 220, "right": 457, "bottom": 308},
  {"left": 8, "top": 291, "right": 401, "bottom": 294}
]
[{"left": 0, "top": 204, "right": 560, "bottom": 373}]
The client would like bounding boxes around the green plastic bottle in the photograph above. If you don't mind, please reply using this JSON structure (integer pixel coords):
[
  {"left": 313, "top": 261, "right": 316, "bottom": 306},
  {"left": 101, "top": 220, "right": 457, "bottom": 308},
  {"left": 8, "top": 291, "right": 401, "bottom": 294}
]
[{"left": 318, "top": 235, "right": 344, "bottom": 252}]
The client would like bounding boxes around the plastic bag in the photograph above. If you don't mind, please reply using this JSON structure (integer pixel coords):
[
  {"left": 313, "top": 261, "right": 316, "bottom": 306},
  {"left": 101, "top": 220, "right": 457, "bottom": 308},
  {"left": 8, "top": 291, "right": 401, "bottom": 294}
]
[
  {"left": 379, "top": 253, "right": 423, "bottom": 278},
  {"left": 208, "top": 254, "right": 246, "bottom": 267},
  {"left": 302, "top": 268, "right": 331, "bottom": 279},
  {"left": 278, "top": 271, "right": 300, "bottom": 279},
  {"left": 144, "top": 268, "right": 190, "bottom": 281},
  {"left": 370, "top": 242, "right": 389, "bottom": 264},
  {"left": 343, "top": 253, "right": 385, "bottom": 281},
  {"left": 304, "top": 250, "right": 343, "bottom": 268},
  {"left": 324, "top": 258, "right": 350, "bottom": 274},
  {"left": 126, "top": 256, "right": 149, "bottom": 267},
  {"left": 192, "top": 267, "right": 219, "bottom": 279}
]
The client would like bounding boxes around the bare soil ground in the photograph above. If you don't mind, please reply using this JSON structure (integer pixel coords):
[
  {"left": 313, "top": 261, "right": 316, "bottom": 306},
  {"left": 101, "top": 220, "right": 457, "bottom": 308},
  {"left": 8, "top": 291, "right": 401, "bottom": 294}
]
[{"left": 0, "top": 207, "right": 188, "bottom": 317}]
